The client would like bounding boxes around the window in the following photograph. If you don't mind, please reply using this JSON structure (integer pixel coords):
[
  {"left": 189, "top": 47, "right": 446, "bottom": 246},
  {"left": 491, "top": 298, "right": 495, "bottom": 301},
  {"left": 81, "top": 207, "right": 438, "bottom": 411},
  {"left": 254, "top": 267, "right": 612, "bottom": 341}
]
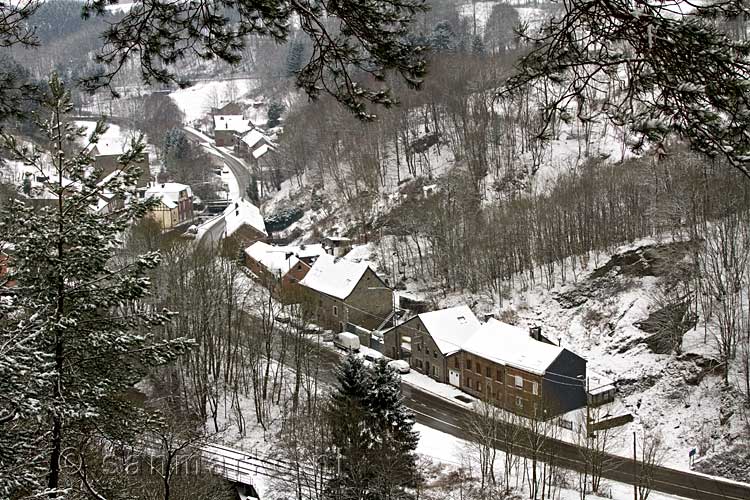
[
  {"left": 333, "top": 305, "right": 338, "bottom": 317},
  {"left": 432, "top": 366, "right": 439, "bottom": 378},
  {"left": 496, "top": 369, "right": 502, "bottom": 381},
  {"left": 516, "top": 396, "right": 523, "bottom": 408},
  {"left": 476, "top": 381, "right": 482, "bottom": 391},
  {"left": 515, "top": 375, "right": 523, "bottom": 388},
  {"left": 466, "top": 359, "right": 472, "bottom": 371},
  {"left": 433, "top": 351, "right": 437, "bottom": 359},
  {"left": 426, "top": 347, "right": 430, "bottom": 356},
  {"left": 532, "top": 382, "right": 539, "bottom": 395},
  {"left": 454, "top": 357, "right": 460, "bottom": 368},
  {"left": 485, "top": 366, "right": 491, "bottom": 378},
  {"left": 476, "top": 363, "right": 481, "bottom": 375},
  {"left": 467, "top": 377, "right": 472, "bottom": 388}
]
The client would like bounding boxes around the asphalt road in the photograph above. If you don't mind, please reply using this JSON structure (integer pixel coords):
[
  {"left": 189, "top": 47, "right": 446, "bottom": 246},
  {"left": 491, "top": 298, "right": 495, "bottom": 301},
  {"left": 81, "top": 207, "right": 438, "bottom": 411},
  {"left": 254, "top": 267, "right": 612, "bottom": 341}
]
[
  {"left": 182, "top": 126, "right": 253, "bottom": 199},
  {"left": 312, "top": 340, "right": 750, "bottom": 500}
]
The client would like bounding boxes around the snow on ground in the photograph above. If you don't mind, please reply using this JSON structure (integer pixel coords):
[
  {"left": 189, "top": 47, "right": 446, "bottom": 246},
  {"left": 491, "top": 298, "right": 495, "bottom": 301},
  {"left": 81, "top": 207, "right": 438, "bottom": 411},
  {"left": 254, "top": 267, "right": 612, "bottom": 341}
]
[
  {"left": 402, "top": 371, "right": 476, "bottom": 408},
  {"left": 75, "top": 120, "right": 129, "bottom": 149},
  {"left": 104, "top": 2, "right": 137, "bottom": 13},
  {"left": 414, "top": 421, "right": 690, "bottom": 500},
  {"left": 169, "top": 78, "right": 259, "bottom": 124},
  {"left": 220, "top": 166, "right": 240, "bottom": 200},
  {"left": 457, "top": 1, "right": 554, "bottom": 37}
]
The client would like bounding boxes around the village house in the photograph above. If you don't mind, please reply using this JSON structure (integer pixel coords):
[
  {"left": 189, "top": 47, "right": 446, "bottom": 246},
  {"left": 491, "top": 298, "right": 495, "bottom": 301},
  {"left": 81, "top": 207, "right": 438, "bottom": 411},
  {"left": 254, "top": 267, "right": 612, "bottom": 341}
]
[
  {"left": 244, "top": 241, "right": 326, "bottom": 303},
  {"left": 213, "top": 115, "right": 252, "bottom": 147},
  {"left": 456, "top": 318, "right": 587, "bottom": 419},
  {"left": 299, "top": 254, "right": 393, "bottom": 333},
  {"left": 88, "top": 141, "right": 150, "bottom": 187},
  {"left": 235, "top": 128, "right": 276, "bottom": 157},
  {"left": 211, "top": 101, "right": 245, "bottom": 116},
  {"left": 323, "top": 236, "right": 353, "bottom": 257},
  {"left": 191, "top": 198, "right": 267, "bottom": 247},
  {"left": 144, "top": 182, "right": 194, "bottom": 230},
  {"left": 383, "top": 305, "right": 481, "bottom": 384}
]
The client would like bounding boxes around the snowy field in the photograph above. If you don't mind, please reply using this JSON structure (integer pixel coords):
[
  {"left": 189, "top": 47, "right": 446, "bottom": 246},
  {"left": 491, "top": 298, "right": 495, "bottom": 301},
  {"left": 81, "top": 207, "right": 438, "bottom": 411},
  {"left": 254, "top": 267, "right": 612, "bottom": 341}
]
[{"left": 169, "top": 78, "right": 259, "bottom": 124}]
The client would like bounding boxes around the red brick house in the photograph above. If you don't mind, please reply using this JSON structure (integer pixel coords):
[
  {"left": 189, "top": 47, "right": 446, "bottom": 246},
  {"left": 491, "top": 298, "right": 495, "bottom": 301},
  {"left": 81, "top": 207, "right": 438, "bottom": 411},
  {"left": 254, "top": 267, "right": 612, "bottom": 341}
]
[
  {"left": 456, "top": 318, "right": 587, "bottom": 419},
  {"left": 244, "top": 242, "right": 326, "bottom": 303}
]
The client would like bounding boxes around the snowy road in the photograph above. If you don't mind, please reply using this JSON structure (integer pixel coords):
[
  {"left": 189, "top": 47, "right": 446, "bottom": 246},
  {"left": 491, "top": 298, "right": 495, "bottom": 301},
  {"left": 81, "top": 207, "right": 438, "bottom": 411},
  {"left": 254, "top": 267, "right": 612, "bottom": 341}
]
[
  {"left": 304, "top": 336, "right": 749, "bottom": 500},
  {"left": 183, "top": 126, "right": 252, "bottom": 201}
]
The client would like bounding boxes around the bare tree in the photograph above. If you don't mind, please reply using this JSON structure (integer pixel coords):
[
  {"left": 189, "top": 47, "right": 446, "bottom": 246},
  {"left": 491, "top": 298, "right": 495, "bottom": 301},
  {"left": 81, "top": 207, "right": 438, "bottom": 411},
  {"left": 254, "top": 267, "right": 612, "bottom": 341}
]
[{"left": 635, "top": 430, "right": 666, "bottom": 500}]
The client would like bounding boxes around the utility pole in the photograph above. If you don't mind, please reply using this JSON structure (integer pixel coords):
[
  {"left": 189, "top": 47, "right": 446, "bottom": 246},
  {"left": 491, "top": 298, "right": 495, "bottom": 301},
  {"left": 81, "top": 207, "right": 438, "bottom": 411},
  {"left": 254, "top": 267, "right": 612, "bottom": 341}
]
[{"left": 633, "top": 431, "right": 638, "bottom": 500}]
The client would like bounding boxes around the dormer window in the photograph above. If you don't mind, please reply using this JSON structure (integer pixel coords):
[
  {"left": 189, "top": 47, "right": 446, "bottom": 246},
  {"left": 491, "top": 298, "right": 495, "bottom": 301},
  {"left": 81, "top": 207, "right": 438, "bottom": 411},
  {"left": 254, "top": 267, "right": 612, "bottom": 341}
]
[{"left": 457, "top": 316, "right": 466, "bottom": 324}]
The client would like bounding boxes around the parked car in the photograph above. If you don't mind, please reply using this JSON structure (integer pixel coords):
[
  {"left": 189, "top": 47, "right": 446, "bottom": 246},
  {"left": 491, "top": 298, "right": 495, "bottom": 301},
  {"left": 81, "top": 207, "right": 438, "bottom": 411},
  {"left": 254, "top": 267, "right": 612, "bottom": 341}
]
[
  {"left": 387, "top": 360, "right": 410, "bottom": 374},
  {"left": 363, "top": 349, "right": 383, "bottom": 363},
  {"left": 333, "top": 332, "right": 360, "bottom": 352}
]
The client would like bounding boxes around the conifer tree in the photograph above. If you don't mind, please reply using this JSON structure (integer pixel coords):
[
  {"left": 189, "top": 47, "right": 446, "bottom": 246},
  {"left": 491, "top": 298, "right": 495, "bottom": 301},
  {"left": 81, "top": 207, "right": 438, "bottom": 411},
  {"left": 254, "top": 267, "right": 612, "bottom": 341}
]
[
  {"left": 365, "top": 359, "right": 420, "bottom": 500},
  {"left": 0, "top": 74, "right": 192, "bottom": 497},
  {"left": 325, "top": 355, "right": 420, "bottom": 500},
  {"left": 326, "top": 354, "right": 372, "bottom": 499}
]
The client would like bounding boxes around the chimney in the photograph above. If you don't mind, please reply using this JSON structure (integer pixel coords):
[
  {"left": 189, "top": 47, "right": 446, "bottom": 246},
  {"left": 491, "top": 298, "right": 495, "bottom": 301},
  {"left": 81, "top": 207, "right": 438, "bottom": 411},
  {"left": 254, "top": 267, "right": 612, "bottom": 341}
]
[{"left": 529, "top": 326, "right": 542, "bottom": 341}]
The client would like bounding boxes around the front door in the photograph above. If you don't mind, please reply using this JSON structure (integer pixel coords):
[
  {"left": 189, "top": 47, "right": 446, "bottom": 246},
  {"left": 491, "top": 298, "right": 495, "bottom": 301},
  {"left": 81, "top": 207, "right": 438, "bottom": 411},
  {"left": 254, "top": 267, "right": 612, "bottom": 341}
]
[{"left": 449, "top": 369, "right": 461, "bottom": 387}]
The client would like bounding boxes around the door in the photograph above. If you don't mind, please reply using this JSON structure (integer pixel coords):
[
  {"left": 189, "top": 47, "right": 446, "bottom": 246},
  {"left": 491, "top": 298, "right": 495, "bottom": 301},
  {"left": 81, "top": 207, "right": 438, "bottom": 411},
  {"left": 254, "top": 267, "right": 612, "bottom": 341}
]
[{"left": 449, "top": 369, "right": 461, "bottom": 387}]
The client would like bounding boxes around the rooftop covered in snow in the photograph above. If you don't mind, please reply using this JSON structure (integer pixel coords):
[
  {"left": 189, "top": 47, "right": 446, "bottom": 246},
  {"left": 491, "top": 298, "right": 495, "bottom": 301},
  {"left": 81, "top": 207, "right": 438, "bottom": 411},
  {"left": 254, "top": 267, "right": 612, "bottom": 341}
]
[
  {"left": 299, "top": 253, "right": 376, "bottom": 300},
  {"left": 461, "top": 318, "right": 566, "bottom": 375},
  {"left": 244, "top": 241, "right": 325, "bottom": 275},
  {"left": 213, "top": 115, "right": 252, "bottom": 134},
  {"left": 144, "top": 182, "right": 192, "bottom": 209},
  {"left": 415, "top": 305, "right": 481, "bottom": 356}
]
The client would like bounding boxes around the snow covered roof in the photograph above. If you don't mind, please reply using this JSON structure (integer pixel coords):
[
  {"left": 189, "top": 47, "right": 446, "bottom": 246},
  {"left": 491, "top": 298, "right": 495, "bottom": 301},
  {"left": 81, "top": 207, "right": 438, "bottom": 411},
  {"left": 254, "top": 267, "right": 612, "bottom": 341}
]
[
  {"left": 144, "top": 182, "right": 192, "bottom": 209},
  {"left": 299, "top": 253, "right": 373, "bottom": 300},
  {"left": 416, "top": 305, "right": 481, "bottom": 355},
  {"left": 586, "top": 370, "right": 616, "bottom": 395},
  {"left": 223, "top": 198, "right": 267, "bottom": 237},
  {"left": 252, "top": 144, "right": 273, "bottom": 159},
  {"left": 462, "top": 318, "right": 565, "bottom": 375},
  {"left": 241, "top": 129, "right": 267, "bottom": 149},
  {"left": 91, "top": 140, "right": 124, "bottom": 156},
  {"left": 214, "top": 115, "right": 252, "bottom": 134},
  {"left": 244, "top": 241, "right": 301, "bottom": 276}
]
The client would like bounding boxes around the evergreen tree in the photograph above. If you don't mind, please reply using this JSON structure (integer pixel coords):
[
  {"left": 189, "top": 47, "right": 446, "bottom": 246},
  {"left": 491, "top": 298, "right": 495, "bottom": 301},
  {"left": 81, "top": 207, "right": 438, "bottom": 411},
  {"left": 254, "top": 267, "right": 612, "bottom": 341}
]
[
  {"left": 267, "top": 101, "right": 286, "bottom": 128},
  {"left": 325, "top": 355, "right": 420, "bottom": 500},
  {"left": 430, "top": 21, "right": 457, "bottom": 53},
  {"left": 326, "top": 354, "right": 372, "bottom": 499},
  {"left": 364, "top": 359, "right": 420, "bottom": 500},
  {"left": 0, "top": 74, "right": 192, "bottom": 497},
  {"left": 162, "top": 127, "right": 191, "bottom": 171},
  {"left": 286, "top": 39, "right": 305, "bottom": 77},
  {"left": 471, "top": 35, "right": 485, "bottom": 56}
]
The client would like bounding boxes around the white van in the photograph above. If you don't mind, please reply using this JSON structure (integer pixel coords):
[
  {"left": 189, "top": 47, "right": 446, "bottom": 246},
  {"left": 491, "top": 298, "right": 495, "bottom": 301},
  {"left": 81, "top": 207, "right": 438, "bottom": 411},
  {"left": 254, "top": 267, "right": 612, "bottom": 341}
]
[{"left": 334, "top": 332, "right": 360, "bottom": 353}]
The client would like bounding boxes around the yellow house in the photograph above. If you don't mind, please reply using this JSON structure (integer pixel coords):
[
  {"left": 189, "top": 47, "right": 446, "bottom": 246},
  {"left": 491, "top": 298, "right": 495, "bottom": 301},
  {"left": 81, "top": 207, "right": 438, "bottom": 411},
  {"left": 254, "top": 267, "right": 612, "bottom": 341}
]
[{"left": 144, "top": 183, "right": 194, "bottom": 230}]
